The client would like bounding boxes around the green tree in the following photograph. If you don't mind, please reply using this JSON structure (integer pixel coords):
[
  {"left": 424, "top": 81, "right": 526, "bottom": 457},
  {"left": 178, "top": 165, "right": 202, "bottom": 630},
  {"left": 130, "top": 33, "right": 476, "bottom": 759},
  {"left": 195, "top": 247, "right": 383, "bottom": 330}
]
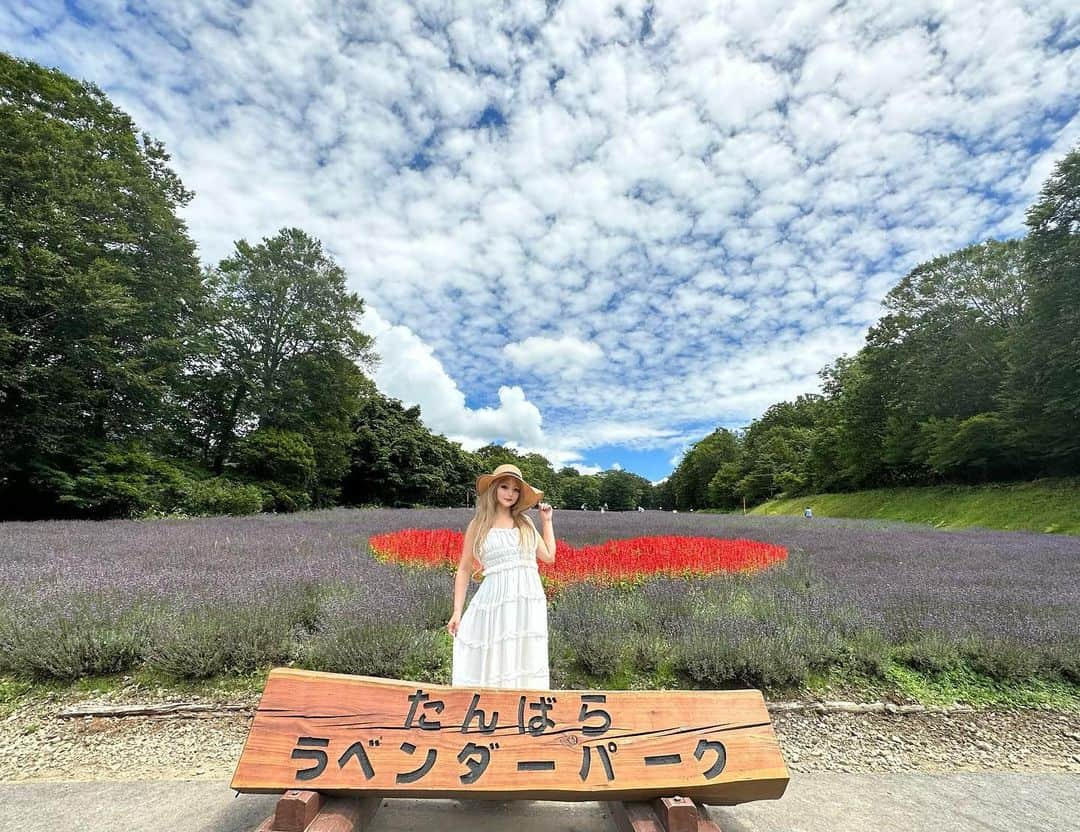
[
  {"left": 707, "top": 461, "right": 741, "bottom": 508},
  {"left": 805, "top": 396, "right": 847, "bottom": 493},
  {"left": 234, "top": 428, "right": 316, "bottom": 488},
  {"left": 668, "top": 428, "right": 741, "bottom": 509},
  {"left": 474, "top": 444, "right": 521, "bottom": 470},
  {"left": 623, "top": 471, "right": 656, "bottom": 508},
  {"left": 233, "top": 427, "right": 316, "bottom": 510},
  {"left": 256, "top": 351, "right": 367, "bottom": 506},
  {"left": 865, "top": 239, "right": 1028, "bottom": 482},
  {"left": 517, "top": 452, "right": 558, "bottom": 504},
  {"left": 818, "top": 353, "right": 891, "bottom": 488},
  {"left": 915, "top": 414, "right": 1021, "bottom": 482},
  {"left": 730, "top": 396, "right": 825, "bottom": 502},
  {"left": 654, "top": 478, "right": 675, "bottom": 510},
  {"left": 1007, "top": 146, "right": 1080, "bottom": 470},
  {"left": 557, "top": 472, "right": 601, "bottom": 510},
  {"left": 343, "top": 383, "right": 479, "bottom": 507},
  {"left": 555, "top": 466, "right": 581, "bottom": 499},
  {"left": 598, "top": 469, "right": 641, "bottom": 510},
  {"left": 190, "top": 228, "right": 375, "bottom": 504},
  {"left": 0, "top": 53, "right": 205, "bottom": 517}
]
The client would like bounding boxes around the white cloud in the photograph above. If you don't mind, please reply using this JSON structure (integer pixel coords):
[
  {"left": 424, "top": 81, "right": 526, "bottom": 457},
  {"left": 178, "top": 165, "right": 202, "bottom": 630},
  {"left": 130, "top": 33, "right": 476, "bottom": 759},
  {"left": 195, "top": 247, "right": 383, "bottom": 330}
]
[
  {"left": 363, "top": 306, "right": 544, "bottom": 449},
  {"left": 4, "top": 0, "right": 1077, "bottom": 478},
  {"left": 363, "top": 306, "right": 656, "bottom": 472},
  {"left": 503, "top": 334, "right": 604, "bottom": 379}
]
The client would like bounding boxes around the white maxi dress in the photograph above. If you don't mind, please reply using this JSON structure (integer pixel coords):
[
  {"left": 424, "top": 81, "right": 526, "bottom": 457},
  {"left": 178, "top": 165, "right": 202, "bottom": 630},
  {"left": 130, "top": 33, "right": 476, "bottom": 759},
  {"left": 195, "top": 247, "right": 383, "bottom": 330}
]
[{"left": 451, "top": 526, "right": 550, "bottom": 689}]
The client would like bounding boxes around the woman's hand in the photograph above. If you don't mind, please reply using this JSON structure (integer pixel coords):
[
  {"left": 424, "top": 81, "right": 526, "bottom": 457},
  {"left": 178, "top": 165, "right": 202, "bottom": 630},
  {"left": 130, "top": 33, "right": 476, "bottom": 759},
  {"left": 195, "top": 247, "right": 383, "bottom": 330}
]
[
  {"left": 538, "top": 502, "right": 553, "bottom": 523},
  {"left": 447, "top": 612, "right": 461, "bottom": 637}
]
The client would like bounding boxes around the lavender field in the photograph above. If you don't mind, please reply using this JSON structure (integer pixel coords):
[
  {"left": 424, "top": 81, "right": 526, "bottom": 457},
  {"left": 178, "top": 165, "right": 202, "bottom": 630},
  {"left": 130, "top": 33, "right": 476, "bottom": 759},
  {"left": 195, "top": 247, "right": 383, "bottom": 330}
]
[{"left": 0, "top": 509, "right": 1076, "bottom": 687}]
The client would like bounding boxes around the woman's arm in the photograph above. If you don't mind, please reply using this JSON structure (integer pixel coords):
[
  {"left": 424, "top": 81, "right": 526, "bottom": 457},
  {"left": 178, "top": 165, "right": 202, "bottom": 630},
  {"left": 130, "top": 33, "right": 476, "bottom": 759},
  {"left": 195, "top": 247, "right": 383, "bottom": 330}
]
[
  {"left": 448, "top": 522, "right": 476, "bottom": 636},
  {"left": 535, "top": 504, "right": 556, "bottom": 564}
]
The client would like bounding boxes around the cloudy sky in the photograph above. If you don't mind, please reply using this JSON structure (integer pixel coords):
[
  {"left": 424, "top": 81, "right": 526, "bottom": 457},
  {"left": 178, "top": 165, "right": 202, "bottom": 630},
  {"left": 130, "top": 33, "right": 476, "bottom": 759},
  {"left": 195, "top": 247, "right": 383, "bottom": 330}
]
[{"left": 4, "top": 1, "right": 1078, "bottom": 480}]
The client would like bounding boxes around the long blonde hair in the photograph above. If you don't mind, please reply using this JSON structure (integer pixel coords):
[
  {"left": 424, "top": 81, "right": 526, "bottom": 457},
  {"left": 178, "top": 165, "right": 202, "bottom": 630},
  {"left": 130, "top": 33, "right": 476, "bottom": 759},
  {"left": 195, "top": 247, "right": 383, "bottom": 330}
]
[{"left": 468, "top": 476, "right": 538, "bottom": 580}]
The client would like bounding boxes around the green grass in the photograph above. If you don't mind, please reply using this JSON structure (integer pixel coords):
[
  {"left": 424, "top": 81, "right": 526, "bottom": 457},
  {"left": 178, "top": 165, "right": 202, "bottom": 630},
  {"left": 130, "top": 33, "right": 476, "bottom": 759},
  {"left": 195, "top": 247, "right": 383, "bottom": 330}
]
[
  {"left": 560, "top": 661, "right": 1080, "bottom": 710},
  {"left": 751, "top": 478, "right": 1080, "bottom": 535},
  {"left": 798, "top": 663, "right": 1080, "bottom": 711},
  {"left": 0, "top": 677, "right": 34, "bottom": 717},
  {"left": 0, "top": 669, "right": 268, "bottom": 710},
  {"left": 129, "top": 667, "right": 270, "bottom": 696},
  {"left": 3, "top": 662, "right": 1077, "bottom": 713}
]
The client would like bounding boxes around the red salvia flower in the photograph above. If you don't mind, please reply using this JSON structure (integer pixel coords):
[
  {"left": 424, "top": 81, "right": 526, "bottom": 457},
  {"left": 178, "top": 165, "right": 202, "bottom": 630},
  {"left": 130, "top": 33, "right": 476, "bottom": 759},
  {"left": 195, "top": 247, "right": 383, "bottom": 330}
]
[{"left": 370, "top": 529, "right": 787, "bottom": 594}]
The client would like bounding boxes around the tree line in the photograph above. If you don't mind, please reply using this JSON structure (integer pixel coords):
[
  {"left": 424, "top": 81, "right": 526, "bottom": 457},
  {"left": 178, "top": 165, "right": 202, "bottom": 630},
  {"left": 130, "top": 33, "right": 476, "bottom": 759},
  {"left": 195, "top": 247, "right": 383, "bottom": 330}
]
[
  {"left": 0, "top": 53, "right": 657, "bottom": 519},
  {"left": 661, "top": 146, "right": 1080, "bottom": 511}
]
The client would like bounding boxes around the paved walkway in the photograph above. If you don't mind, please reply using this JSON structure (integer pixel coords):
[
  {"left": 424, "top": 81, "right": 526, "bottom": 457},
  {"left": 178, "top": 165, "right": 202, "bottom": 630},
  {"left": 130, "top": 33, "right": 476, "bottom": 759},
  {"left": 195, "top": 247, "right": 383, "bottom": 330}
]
[{"left": 1, "top": 774, "right": 1077, "bottom": 831}]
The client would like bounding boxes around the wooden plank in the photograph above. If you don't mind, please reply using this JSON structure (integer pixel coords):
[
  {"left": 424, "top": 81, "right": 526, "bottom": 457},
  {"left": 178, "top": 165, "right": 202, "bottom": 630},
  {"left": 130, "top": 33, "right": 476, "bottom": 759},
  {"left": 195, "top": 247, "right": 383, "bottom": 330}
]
[
  {"left": 231, "top": 669, "right": 788, "bottom": 804},
  {"left": 616, "top": 799, "right": 721, "bottom": 832},
  {"left": 306, "top": 796, "right": 381, "bottom": 832},
  {"left": 692, "top": 800, "right": 722, "bottom": 832},
  {"left": 606, "top": 801, "right": 664, "bottom": 832},
  {"left": 252, "top": 795, "right": 380, "bottom": 832},
  {"left": 651, "top": 796, "right": 696, "bottom": 832},
  {"left": 273, "top": 790, "right": 323, "bottom": 832}
]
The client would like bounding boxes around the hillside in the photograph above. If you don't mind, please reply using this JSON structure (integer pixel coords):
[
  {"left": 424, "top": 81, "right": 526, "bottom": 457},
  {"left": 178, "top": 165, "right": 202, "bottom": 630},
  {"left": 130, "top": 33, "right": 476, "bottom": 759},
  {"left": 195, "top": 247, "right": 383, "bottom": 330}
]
[{"left": 751, "top": 479, "right": 1080, "bottom": 535}]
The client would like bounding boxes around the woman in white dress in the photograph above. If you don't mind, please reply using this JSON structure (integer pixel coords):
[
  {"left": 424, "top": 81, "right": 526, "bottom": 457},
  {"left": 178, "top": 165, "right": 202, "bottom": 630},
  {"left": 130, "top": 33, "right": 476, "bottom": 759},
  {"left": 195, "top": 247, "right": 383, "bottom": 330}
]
[{"left": 447, "top": 463, "right": 556, "bottom": 689}]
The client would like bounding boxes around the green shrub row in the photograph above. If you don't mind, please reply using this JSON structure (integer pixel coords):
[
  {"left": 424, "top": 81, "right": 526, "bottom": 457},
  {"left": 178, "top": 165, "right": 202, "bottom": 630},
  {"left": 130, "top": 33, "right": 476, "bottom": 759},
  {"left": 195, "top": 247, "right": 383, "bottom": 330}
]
[{"left": 41, "top": 441, "right": 317, "bottom": 519}]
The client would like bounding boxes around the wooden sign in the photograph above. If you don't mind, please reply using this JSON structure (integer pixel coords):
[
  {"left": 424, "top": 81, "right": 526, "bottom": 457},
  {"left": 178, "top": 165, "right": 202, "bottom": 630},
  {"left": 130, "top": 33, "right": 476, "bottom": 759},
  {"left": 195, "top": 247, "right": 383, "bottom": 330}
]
[{"left": 232, "top": 669, "right": 788, "bottom": 805}]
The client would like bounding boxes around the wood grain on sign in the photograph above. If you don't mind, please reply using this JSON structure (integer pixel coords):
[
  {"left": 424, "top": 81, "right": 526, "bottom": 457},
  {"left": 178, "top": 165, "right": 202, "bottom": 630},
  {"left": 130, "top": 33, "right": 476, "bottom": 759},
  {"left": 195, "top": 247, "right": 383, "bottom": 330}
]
[{"left": 231, "top": 668, "right": 789, "bottom": 804}]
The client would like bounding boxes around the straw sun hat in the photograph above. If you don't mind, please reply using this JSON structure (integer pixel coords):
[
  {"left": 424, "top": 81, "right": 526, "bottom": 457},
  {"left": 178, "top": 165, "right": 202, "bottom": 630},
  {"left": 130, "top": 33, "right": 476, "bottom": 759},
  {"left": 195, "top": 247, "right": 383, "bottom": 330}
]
[{"left": 476, "top": 464, "right": 544, "bottom": 510}]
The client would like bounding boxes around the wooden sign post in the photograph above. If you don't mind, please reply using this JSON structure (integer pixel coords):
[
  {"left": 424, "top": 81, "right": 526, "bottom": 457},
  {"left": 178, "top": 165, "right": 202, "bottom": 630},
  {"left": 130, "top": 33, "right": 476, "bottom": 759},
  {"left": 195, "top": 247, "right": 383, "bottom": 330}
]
[{"left": 233, "top": 669, "right": 789, "bottom": 831}]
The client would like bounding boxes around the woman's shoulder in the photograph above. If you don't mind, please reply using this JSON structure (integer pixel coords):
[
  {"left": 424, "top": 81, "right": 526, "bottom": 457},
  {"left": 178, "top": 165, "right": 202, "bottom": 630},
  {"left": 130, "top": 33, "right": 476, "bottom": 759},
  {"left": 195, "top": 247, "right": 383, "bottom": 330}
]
[{"left": 517, "top": 516, "right": 538, "bottom": 544}]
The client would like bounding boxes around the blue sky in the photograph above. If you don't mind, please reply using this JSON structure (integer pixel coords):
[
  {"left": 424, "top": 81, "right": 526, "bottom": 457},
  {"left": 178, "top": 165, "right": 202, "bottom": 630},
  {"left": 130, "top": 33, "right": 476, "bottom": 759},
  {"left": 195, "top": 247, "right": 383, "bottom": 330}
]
[{"left": 3, "top": 1, "right": 1078, "bottom": 482}]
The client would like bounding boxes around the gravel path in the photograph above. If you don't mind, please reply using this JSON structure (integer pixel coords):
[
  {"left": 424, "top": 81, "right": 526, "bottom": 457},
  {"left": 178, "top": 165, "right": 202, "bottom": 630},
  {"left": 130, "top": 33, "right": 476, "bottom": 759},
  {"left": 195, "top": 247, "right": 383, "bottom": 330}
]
[{"left": 1, "top": 686, "right": 1077, "bottom": 782}]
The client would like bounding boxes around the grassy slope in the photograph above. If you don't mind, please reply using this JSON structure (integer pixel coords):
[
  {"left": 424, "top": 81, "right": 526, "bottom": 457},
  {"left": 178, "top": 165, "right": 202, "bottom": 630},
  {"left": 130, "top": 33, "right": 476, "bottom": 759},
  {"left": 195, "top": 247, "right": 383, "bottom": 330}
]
[{"left": 750, "top": 478, "right": 1080, "bottom": 535}]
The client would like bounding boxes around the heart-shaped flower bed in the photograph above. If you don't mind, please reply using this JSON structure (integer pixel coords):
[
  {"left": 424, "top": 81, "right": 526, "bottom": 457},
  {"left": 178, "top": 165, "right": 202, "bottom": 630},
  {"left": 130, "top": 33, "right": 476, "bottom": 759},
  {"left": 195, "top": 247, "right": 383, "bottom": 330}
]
[{"left": 369, "top": 529, "right": 787, "bottom": 592}]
